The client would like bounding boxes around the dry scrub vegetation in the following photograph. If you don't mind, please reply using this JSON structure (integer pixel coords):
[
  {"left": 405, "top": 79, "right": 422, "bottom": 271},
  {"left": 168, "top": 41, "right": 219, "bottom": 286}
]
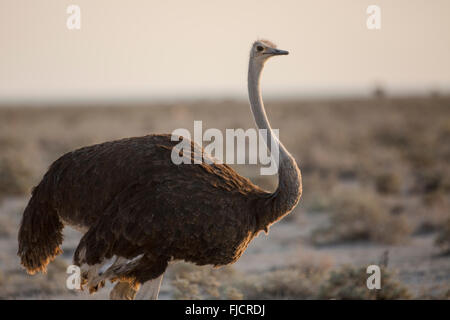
[
  {"left": 0, "top": 257, "right": 72, "bottom": 299},
  {"left": 435, "top": 218, "right": 450, "bottom": 255},
  {"left": 167, "top": 261, "right": 413, "bottom": 300},
  {"left": 311, "top": 188, "right": 412, "bottom": 245},
  {"left": 0, "top": 96, "right": 449, "bottom": 299}
]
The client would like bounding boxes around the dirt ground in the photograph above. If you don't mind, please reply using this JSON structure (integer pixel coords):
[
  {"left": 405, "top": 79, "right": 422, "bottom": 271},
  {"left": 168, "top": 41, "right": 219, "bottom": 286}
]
[{"left": 0, "top": 96, "right": 449, "bottom": 299}]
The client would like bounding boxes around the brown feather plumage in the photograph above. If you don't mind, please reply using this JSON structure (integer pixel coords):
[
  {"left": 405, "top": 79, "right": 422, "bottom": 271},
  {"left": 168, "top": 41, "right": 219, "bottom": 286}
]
[{"left": 19, "top": 134, "right": 278, "bottom": 285}]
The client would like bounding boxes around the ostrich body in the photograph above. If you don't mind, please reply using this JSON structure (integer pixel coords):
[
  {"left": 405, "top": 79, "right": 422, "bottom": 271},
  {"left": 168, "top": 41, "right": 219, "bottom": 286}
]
[{"left": 18, "top": 40, "right": 302, "bottom": 299}]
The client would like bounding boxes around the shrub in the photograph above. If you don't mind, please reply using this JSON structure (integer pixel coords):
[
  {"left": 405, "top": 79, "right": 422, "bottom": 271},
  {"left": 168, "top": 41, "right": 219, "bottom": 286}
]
[
  {"left": 170, "top": 263, "right": 242, "bottom": 300},
  {"left": 318, "top": 265, "right": 412, "bottom": 300},
  {"left": 375, "top": 172, "right": 402, "bottom": 195},
  {"left": 0, "top": 155, "right": 33, "bottom": 198},
  {"left": 238, "top": 267, "right": 322, "bottom": 300},
  {"left": 311, "top": 189, "right": 411, "bottom": 245},
  {"left": 435, "top": 218, "right": 450, "bottom": 254},
  {"left": 0, "top": 216, "right": 15, "bottom": 238}
]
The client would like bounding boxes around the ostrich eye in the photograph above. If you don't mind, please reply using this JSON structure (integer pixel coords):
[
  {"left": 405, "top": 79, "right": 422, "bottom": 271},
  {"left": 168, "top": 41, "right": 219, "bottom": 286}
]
[{"left": 256, "top": 45, "right": 264, "bottom": 52}]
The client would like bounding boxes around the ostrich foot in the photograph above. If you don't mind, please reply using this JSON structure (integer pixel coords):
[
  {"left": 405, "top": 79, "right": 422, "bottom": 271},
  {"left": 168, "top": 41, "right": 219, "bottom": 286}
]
[{"left": 110, "top": 281, "right": 138, "bottom": 300}]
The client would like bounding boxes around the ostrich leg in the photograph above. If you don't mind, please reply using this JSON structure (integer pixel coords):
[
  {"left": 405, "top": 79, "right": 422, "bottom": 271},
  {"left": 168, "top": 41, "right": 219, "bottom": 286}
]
[{"left": 136, "top": 273, "right": 164, "bottom": 300}]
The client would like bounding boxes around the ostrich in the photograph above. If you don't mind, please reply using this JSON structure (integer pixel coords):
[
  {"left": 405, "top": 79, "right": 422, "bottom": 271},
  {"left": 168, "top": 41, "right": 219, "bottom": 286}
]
[{"left": 18, "top": 39, "right": 302, "bottom": 300}]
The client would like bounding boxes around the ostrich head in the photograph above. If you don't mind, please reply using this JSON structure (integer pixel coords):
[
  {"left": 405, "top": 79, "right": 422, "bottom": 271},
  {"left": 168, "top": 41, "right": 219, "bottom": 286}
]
[{"left": 250, "top": 40, "right": 289, "bottom": 64}]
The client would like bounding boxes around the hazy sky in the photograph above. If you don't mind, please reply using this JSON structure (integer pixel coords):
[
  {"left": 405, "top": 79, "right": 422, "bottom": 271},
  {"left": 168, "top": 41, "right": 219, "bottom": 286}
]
[{"left": 1, "top": 0, "right": 449, "bottom": 102}]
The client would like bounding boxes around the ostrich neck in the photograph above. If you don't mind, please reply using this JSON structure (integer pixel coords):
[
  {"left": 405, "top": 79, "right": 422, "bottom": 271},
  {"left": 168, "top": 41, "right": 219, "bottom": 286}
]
[{"left": 248, "top": 59, "right": 302, "bottom": 232}]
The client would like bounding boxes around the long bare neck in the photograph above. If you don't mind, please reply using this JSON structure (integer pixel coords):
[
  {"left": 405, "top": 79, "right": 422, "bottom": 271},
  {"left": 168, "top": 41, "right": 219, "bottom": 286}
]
[{"left": 248, "top": 58, "right": 302, "bottom": 232}]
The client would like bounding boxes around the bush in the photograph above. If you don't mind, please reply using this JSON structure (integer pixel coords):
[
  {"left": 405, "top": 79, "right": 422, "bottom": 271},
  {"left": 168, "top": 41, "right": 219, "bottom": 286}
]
[
  {"left": 169, "top": 261, "right": 416, "bottom": 300},
  {"left": 170, "top": 263, "right": 242, "bottom": 300},
  {"left": 318, "top": 265, "right": 412, "bottom": 300},
  {"left": 311, "top": 189, "right": 411, "bottom": 245},
  {"left": 375, "top": 172, "right": 402, "bottom": 195},
  {"left": 0, "top": 155, "right": 33, "bottom": 198},
  {"left": 0, "top": 257, "right": 71, "bottom": 298},
  {"left": 435, "top": 218, "right": 450, "bottom": 254},
  {"left": 238, "top": 267, "right": 323, "bottom": 300},
  {"left": 200, "top": 263, "right": 411, "bottom": 300},
  {"left": 0, "top": 216, "right": 15, "bottom": 238}
]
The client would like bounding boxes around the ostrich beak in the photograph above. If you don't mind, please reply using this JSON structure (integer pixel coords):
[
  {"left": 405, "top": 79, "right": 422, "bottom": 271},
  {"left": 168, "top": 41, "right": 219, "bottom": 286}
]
[{"left": 267, "top": 48, "right": 289, "bottom": 56}]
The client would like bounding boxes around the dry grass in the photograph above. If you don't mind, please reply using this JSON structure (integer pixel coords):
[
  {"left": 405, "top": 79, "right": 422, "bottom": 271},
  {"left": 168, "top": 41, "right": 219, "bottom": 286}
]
[
  {"left": 238, "top": 266, "right": 325, "bottom": 300},
  {"left": 435, "top": 218, "right": 450, "bottom": 254},
  {"left": 317, "top": 265, "right": 411, "bottom": 300},
  {"left": 375, "top": 172, "right": 403, "bottom": 195},
  {"left": 168, "top": 260, "right": 413, "bottom": 300},
  {"left": 168, "top": 261, "right": 325, "bottom": 300},
  {"left": 0, "top": 257, "right": 71, "bottom": 299},
  {"left": 0, "top": 154, "right": 33, "bottom": 200},
  {"left": 169, "top": 263, "right": 242, "bottom": 300},
  {"left": 0, "top": 216, "right": 15, "bottom": 238},
  {"left": 311, "top": 188, "right": 412, "bottom": 245},
  {"left": 166, "top": 249, "right": 416, "bottom": 300}
]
